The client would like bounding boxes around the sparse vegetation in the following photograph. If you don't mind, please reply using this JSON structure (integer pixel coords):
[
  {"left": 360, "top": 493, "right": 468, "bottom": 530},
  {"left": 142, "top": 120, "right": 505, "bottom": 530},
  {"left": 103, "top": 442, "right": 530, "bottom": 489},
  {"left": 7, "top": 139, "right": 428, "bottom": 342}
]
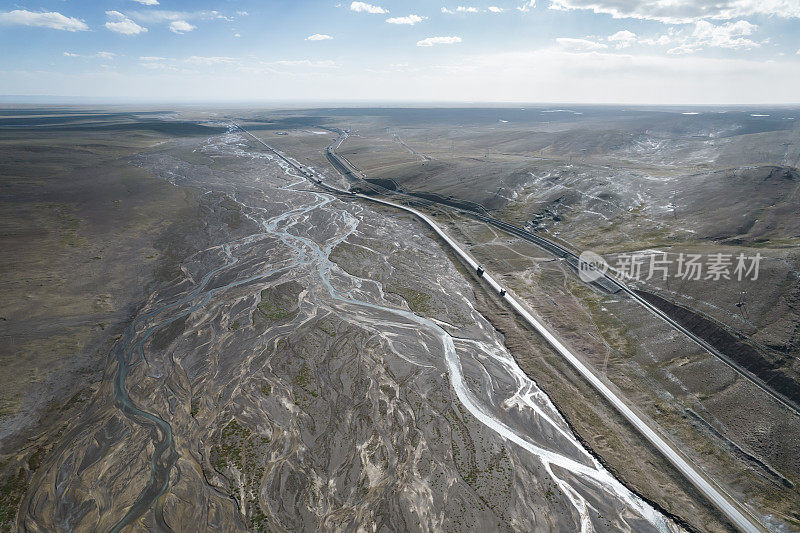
[
  {"left": 6, "top": 106, "right": 800, "bottom": 533},
  {"left": 0, "top": 467, "right": 26, "bottom": 532},
  {"left": 257, "top": 289, "right": 293, "bottom": 320},
  {"left": 389, "top": 286, "right": 433, "bottom": 315},
  {"left": 52, "top": 204, "right": 86, "bottom": 247},
  {"left": 211, "top": 418, "right": 271, "bottom": 532},
  {"left": 294, "top": 362, "right": 319, "bottom": 403}
]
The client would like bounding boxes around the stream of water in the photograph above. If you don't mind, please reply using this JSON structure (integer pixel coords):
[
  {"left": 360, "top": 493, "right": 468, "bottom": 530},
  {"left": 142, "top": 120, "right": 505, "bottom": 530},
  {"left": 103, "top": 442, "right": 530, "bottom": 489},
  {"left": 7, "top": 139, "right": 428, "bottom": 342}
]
[{"left": 109, "top": 130, "right": 678, "bottom": 532}]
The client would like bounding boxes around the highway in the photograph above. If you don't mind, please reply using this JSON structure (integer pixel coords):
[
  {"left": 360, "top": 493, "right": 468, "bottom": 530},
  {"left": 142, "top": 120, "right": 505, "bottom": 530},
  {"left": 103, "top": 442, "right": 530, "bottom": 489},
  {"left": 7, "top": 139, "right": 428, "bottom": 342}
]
[
  {"left": 323, "top": 130, "right": 800, "bottom": 418},
  {"left": 234, "top": 123, "right": 764, "bottom": 533},
  {"left": 360, "top": 193, "right": 763, "bottom": 533},
  {"left": 471, "top": 212, "right": 799, "bottom": 416}
]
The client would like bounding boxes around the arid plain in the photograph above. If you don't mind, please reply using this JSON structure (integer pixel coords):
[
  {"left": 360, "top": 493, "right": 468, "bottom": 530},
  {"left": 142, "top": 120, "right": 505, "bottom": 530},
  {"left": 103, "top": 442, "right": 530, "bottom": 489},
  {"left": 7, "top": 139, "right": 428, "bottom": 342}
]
[{"left": 1, "top": 106, "right": 798, "bottom": 532}]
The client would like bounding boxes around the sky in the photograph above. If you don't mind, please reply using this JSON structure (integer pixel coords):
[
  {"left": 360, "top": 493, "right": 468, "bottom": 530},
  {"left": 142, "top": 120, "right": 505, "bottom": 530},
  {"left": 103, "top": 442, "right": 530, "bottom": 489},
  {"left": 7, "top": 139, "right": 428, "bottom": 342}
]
[{"left": 1, "top": 0, "right": 800, "bottom": 104}]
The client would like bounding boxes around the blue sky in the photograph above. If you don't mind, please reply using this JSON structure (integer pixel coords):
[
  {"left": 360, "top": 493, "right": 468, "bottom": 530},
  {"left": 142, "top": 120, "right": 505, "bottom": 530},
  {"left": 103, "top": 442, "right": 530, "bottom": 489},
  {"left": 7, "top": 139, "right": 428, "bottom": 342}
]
[{"left": 1, "top": 0, "right": 800, "bottom": 103}]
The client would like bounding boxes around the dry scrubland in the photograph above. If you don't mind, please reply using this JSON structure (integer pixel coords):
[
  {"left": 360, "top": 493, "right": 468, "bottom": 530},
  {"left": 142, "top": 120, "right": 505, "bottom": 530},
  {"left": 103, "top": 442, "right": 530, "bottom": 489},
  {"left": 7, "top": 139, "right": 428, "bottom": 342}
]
[
  {"left": 1, "top": 106, "right": 799, "bottom": 532},
  {"left": 251, "top": 106, "right": 800, "bottom": 529},
  {"left": 0, "top": 109, "right": 228, "bottom": 528},
  {"left": 5, "top": 116, "right": 676, "bottom": 532}
]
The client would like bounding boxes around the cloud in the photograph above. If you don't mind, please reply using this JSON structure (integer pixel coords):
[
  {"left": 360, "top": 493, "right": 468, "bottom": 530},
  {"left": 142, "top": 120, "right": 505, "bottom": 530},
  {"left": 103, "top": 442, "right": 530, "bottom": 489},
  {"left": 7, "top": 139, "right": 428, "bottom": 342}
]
[
  {"left": 186, "top": 56, "right": 236, "bottom": 65},
  {"left": 306, "top": 33, "right": 333, "bottom": 40},
  {"left": 265, "top": 59, "right": 338, "bottom": 68},
  {"left": 140, "top": 63, "right": 173, "bottom": 70},
  {"left": 442, "top": 6, "right": 480, "bottom": 13},
  {"left": 169, "top": 20, "right": 196, "bottom": 34},
  {"left": 350, "top": 2, "right": 388, "bottom": 14},
  {"left": 640, "top": 34, "right": 672, "bottom": 45},
  {"left": 604, "top": 23, "right": 757, "bottom": 52},
  {"left": 488, "top": 6, "right": 504, "bottom": 12},
  {"left": 548, "top": 0, "right": 800, "bottom": 23},
  {"left": 608, "top": 29, "right": 637, "bottom": 48},
  {"left": 517, "top": 1, "right": 535, "bottom": 12},
  {"left": 417, "top": 36, "right": 462, "bottom": 46},
  {"left": 555, "top": 37, "right": 608, "bottom": 51},
  {"left": 105, "top": 11, "right": 147, "bottom": 34},
  {"left": 386, "top": 14, "right": 427, "bottom": 24},
  {"left": 136, "top": 56, "right": 174, "bottom": 70},
  {"left": 640, "top": 20, "right": 760, "bottom": 52},
  {"left": 139, "top": 60, "right": 177, "bottom": 70},
  {"left": 667, "top": 44, "right": 696, "bottom": 54},
  {"left": 9, "top": 42, "right": 800, "bottom": 103},
  {"left": 127, "top": 10, "right": 184, "bottom": 22},
  {"left": 64, "top": 51, "right": 116, "bottom": 59},
  {"left": 421, "top": 48, "right": 800, "bottom": 103},
  {"left": 131, "top": 0, "right": 159, "bottom": 4},
  {"left": 133, "top": 55, "right": 338, "bottom": 75},
  {"left": 691, "top": 20, "right": 759, "bottom": 49},
  {"left": 127, "top": 10, "right": 226, "bottom": 23},
  {"left": 0, "top": 9, "right": 88, "bottom": 31}
]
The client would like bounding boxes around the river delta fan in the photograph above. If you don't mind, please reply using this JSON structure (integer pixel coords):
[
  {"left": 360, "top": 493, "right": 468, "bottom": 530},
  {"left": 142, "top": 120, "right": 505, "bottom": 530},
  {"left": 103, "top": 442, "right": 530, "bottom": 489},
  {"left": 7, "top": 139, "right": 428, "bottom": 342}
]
[
  {"left": 6, "top": 120, "right": 681, "bottom": 531},
  {"left": 3, "top": 0, "right": 799, "bottom": 526},
  {"left": 1, "top": 63, "right": 798, "bottom": 533}
]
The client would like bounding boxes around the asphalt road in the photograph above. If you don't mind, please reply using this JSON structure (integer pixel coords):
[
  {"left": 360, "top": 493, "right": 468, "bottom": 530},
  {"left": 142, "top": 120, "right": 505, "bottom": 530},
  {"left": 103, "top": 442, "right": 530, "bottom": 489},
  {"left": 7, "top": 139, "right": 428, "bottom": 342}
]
[
  {"left": 234, "top": 123, "right": 764, "bottom": 533},
  {"left": 356, "top": 193, "right": 763, "bottom": 533},
  {"left": 325, "top": 131, "right": 799, "bottom": 418}
]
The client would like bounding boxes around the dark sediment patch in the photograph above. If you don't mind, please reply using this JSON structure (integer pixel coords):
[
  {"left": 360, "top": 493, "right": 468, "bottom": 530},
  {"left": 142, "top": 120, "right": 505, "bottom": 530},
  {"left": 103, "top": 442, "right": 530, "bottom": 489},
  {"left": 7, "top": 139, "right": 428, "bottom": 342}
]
[
  {"left": 634, "top": 290, "right": 800, "bottom": 409},
  {"left": 0, "top": 120, "right": 226, "bottom": 136},
  {"left": 407, "top": 191, "right": 489, "bottom": 212},
  {"left": 364, "top": 178, "right": 399, "bottom": 191},
  {"left": 149, "top": 315, "right": 188, "bottom": 352}
]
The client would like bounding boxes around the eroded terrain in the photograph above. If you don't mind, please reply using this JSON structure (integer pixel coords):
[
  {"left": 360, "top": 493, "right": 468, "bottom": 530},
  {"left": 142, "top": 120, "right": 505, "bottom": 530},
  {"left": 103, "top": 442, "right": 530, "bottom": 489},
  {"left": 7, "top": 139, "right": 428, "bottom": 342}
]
[
  {"left": 6, "top": 126, "right": 683, "bottom": 531},
  {"left": 289, "top": 106, "right": 800, "bottom": 530},
  {"left": 4, "top": 106, "right": 799, "bottom": 532}
]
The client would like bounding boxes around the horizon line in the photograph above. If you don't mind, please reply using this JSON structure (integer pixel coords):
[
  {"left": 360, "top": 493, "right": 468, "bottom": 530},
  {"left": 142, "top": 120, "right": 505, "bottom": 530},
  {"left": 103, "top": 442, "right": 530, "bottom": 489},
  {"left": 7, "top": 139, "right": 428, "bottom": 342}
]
[{"left": 2, "top": 96, "right": 800, "bottom": 109}]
